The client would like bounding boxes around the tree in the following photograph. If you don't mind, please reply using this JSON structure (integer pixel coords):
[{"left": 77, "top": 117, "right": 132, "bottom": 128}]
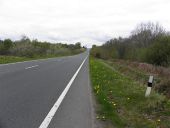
[
  {"left": 0, "top": 40, "right": 4, "bottom": 54},
  {"left": 131, "top": 22, "right": 166, "bottom": 47},
  {"left": 145, "top": 36, "right": 170, "bottom": 66},
  {"left": 0, "top": 39, "right": 13, "bottom": 55},
  {"left": 3, "top": 39, "right": 13, "bottom": 50},
  {"left": 0, "top": 39, "right": 3, "bottom": 43},
  {"left": 75, "top": 42, "right": 81, "bottom": 49}
]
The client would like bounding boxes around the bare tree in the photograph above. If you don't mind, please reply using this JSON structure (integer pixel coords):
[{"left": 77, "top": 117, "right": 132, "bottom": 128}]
[{"left": 131, "top": 22, "right": 166, "bottom": 47}]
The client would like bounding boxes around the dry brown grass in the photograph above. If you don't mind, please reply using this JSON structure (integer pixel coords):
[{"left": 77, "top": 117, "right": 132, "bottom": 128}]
[{"left": 107, "top": 59, "right": 170, "bottom": 98}]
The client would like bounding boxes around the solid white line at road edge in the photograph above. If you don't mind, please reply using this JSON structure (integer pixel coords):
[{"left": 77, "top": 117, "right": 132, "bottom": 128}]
[
  {"left": 39, "top": 56, "right": 88, "bottom": 128},
  {"left": 25, "top": 65, "right": 39, "bottom": 69}
]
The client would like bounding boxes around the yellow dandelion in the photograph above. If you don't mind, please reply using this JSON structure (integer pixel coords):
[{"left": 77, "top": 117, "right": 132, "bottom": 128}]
[
  {"left": 96, "top": 116, "right": 100, "bottom": 119},
  {"left": 157, "top": 119, "right": 161, "bottom": 122}
]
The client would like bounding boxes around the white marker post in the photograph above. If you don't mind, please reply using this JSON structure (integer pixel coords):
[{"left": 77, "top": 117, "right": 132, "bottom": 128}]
[{"left": 145, "top": 76, "right": 154, "bottom": 97}]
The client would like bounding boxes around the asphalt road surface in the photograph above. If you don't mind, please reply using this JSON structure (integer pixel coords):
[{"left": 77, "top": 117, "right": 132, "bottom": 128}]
[{"left": 0, "top": 51, "right": 94, "bottom": 128}]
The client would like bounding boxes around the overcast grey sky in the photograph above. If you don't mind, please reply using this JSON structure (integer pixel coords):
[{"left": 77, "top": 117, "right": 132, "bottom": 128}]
[{"left": 0, "top": 0, "right": 170, "bottom": 47}]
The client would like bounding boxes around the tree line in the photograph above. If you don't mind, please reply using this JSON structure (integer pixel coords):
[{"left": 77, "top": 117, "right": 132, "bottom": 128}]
[
  {"left": 91, "top": 22, "right": 170, "bottom": 66},
  {"left": 0, "top": 36, "right": 85, "bottom": 58}
]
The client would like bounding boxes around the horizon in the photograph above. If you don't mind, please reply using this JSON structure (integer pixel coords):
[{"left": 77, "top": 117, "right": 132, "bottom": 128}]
[{"left": 0, "top": 0, "right": 170, "bottom": 47}]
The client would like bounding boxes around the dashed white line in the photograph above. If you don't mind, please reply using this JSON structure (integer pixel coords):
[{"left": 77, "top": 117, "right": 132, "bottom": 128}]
[
  {"left": 39, "top": 56, "right": 88, "bottom": 128},
  {"left": 25, "top": 65, "right": 39, "bottom": 69}
]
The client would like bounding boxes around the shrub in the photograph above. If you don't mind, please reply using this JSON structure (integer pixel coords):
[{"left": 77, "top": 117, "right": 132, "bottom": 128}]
[
  {"left": 156, "top": 79, "right": 170, "bottom": 98},
  {"left": 145, "top": 36, "right": 170, "bottom": 66}
]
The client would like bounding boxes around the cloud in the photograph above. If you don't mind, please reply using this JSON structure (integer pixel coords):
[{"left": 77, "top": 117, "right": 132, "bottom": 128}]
[{"left": 0, "top": 0, "right": 170, "bottom": 47}]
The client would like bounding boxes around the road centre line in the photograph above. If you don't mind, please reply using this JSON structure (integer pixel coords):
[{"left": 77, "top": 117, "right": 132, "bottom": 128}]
[
  {"left": 25, "top": 65, "right": 39, "bottom": 69},
  {"left": 39, "top": 56, "right": 88, "bottom": 128}
]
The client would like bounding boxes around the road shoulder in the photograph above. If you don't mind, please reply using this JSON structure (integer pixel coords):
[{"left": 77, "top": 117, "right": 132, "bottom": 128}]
[{"left": 48, "top": 57, "right": 94, "bottom": 128}]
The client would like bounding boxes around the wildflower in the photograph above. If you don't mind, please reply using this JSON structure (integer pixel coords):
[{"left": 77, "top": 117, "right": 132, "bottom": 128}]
[
  {"left": 157, "top": 119, "right": 161, "bottom": 122},
  {"left": 113, "top": 103, "right": 116, "bottom": 106},
  {"left": 127, "top": 97, "right": 130, "bottom": 100},
  {"left": 96, "top": 116, "right": 100, "bottom": 119}
]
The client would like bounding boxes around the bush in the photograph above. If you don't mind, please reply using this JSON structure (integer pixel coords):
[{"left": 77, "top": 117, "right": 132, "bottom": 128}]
[
  {"left": 0, "top": 37, "right": 85, "bottom": 57},
  {"left": 156, "top": 79, "right": 170, "bottom": 98},
  {"left": 91, "top": 22, "right": 170, "bottom": 66},
  {"left": 145, "top": 36, "right": 170, "bottom": 66},
  {"left": 0, "top": 39, "right": 13, "bottom": 55}
]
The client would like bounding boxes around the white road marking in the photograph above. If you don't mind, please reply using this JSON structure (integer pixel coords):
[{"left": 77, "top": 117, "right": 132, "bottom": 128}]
[
  {"left": 25, "top": 65, "right": 39, "bottom": 69},
  {"left": 39, "top": 56, "right": 88, "bottom": 128}
]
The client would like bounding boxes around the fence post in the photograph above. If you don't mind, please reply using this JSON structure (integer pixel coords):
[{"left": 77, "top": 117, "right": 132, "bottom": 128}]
[{"left": 145, "top": 76, "right": 154, "bottom": 97}]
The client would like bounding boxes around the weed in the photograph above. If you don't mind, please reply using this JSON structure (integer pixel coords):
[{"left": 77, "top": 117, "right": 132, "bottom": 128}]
[{"left": 90, "top": 58, "right": 170, "bottom": 128}]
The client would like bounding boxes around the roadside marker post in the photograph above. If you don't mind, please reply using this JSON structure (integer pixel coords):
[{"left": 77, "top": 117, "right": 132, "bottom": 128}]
[{"left": 145, "top": 76, "right": 154, "bottom": 97}]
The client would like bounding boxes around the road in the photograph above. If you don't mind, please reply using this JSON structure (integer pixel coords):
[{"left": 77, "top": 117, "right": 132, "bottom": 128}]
[{"left": 0, "top": 51, "right": 94, "bottom": 128}]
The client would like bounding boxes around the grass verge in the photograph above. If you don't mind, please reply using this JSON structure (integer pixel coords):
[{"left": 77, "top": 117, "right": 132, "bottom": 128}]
[
  {"left": 104, "top": 59, "right": 170, "bottom": 98},
  {"left": 0, "top": 54, "right": 75, "bottom": 64},
  {"left": 90, "top": 58, "right": 170, "bottom": 128},
  {"left": 0, "top": 56, "right": 33, "bottom": 64}
]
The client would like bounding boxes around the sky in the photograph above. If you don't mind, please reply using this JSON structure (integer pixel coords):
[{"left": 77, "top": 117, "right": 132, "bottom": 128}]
[{"left": 0, "top": 0, "right": 170, "bottom": 47}]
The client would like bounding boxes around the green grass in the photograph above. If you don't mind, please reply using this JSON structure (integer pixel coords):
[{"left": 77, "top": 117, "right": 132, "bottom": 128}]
[
  {"left": 0, "top": 56, "right": 33, "bottom": 64},
  {"left": 90, "top": 58, "right": 170, "bottom": 128},
  {"left": 0, "top": 48, "right": 86, "bottom": 64},
  {"left": 0, "top": 54, "right": 73, "bottom": 64}
]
